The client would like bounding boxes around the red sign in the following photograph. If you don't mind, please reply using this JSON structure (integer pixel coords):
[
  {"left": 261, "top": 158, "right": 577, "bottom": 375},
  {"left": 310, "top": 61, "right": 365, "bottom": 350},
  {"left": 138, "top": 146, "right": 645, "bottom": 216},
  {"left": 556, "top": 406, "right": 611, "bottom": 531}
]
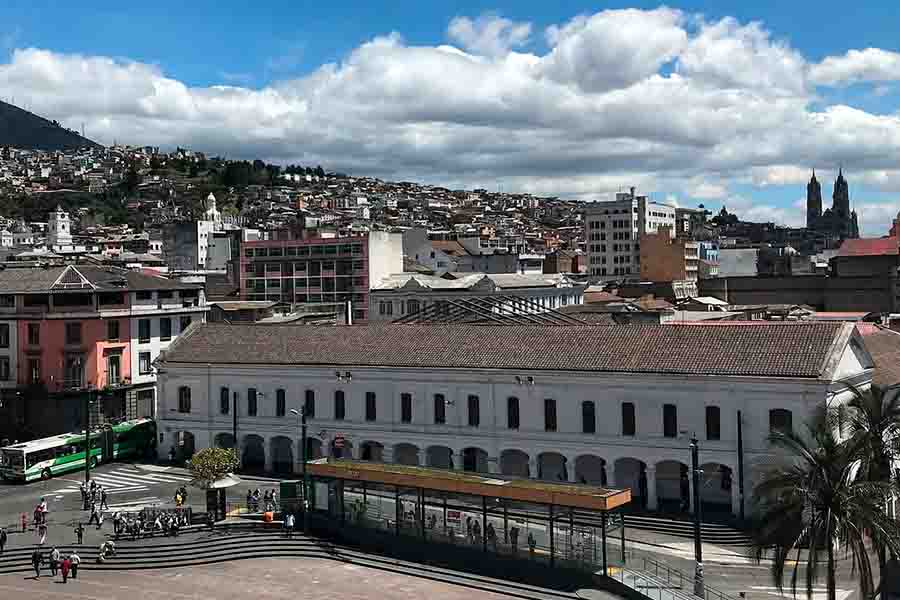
[{"left": 333, "top": 435, "right": 345, "bottom": 449}]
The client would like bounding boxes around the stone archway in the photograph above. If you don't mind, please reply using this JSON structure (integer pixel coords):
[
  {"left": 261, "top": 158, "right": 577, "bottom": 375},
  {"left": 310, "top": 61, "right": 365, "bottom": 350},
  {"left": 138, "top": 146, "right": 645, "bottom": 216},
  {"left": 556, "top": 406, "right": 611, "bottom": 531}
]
[
  {"left": 700, "top": 462, "right": 733, "bottom": 515},
  {"left": 538, "top": 452, "right": 567, "bottom": 482},
  {"left": 393, "top": 443, "right": 420, "bottom": 466},
  {"left": 360, "top": 441, "right": 384, "bottom": 462},
  {"left": 174, "top": 431, "right": 196, "bottom": 462},
  {"left": 575, "top": 455, "right": 607, "bottom": 486},
  {"left": 213, "top": 432, "right": 235, "bottom": 450},
  {"left": 242, "top": 434, "right": 265, "bottom": 471},
  {"left": 269, "top": 436, "right": 294, "bottom": 475},
  {"left": 426, "top": 446, "right": 453, "bottom": 469},
  {"left": 500, "top": 449, "right": 529, "bottom": 478},
  {"left": 656, "top": 460, "right": 689, "bottom": 513},
  {"left": 614, "top": 457, "right": 647, "bottom": 509},
  {"left": 462, "top": 447, "right": 488, "bottom": 473}
]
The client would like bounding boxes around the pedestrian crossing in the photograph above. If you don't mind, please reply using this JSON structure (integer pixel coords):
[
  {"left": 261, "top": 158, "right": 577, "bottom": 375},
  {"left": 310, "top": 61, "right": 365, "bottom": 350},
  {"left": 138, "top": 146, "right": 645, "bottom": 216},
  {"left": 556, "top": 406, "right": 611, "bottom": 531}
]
[{"left": 55, "top": 466, "right": 191, "bottom": 496}]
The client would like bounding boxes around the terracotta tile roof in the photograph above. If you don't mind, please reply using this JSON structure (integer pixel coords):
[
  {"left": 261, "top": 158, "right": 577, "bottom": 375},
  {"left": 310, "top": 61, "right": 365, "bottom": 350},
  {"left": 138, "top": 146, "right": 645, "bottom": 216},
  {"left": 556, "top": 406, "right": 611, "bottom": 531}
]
[
  {"left": 161, "top": 321, "right": 850, "bottom": 379},
  {"left": 837, "top": 236, "right": 898, "bottom": 257},
  {"left": 856, "top": 324, "right": 900, "bottom": 386}
]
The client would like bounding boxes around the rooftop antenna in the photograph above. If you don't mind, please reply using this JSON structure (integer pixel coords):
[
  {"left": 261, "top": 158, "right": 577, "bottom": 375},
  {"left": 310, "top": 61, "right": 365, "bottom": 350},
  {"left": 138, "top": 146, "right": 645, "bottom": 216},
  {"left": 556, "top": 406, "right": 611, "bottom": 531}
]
[{"left": 81, "top": 123, "right": 85, "bottom": 138}]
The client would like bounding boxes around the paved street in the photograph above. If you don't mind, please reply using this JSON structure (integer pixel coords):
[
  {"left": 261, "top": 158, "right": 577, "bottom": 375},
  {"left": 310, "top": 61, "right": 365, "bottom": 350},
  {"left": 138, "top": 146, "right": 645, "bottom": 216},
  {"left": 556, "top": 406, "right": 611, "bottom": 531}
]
[
  {"left": 0, "top": 557, "right": 523, "bottom": 600},
  {"left": 0, "top": 461, "right": 870, "bottom": 600}
]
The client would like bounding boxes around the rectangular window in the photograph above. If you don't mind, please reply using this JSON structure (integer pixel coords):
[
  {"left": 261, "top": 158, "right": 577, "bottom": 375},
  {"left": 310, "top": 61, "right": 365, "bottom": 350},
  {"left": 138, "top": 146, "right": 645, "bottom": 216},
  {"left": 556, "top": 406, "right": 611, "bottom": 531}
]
[
  {"left": 276, "top": 389, "right": 286, "bottom": 417},
  {"left": 180, "top": 316, "right": 191, "bottom": 333},
  {"left": 27, "top": 323, "right": 39, "bottom": 346},
  {"left": 106, "top": 319, "right": 120, "bottom": 342},
  {"left": 365, "top": 392, "right": 376, "bottom": 421},
  {"left": 28, "top": 358, "right": 40, "bottom": 384},
  {"left": 107, "top": 354, "right": 121, "bottom": 384},
  {"left": 622, "top": 402, "right": 636, "bottom": 436},
  {"left": 138, "top": 319, "right": 151, "bottom": 343},
  {"left": 582, "top": 401, "right": 596, "bottom": 434},
  {"left": 159, "top": 318, "right": 172, "bottom": 341},
  {"left": 136, "top": 290, "right": 153, "bottom": 301},
  {"left": 706, "top": 405, "right": 721, "bottom": 441},
  {"left": 65, "top": 322, "right": 82, "bottom": 345},
  {"left": 247, "top": 388, "right": 257, "bottom": 416},
  {"left": 0, "top": 324, "right": 8, "bottom": 349},
  {"left": 178, "top": 386, "right": 191, "bottom": 413},
  {"left": 138, "top": 352, "right": 152, "bottom": 374},
  {"left": 334, "top": 391, "right": 345, "bottom": 420},
  {"left": 507, "top": 397, "right": 520, "bottom": 429},
  {"left": 663, "top": 404, "right": 678, "bottom": 438},
  {"left": 0, "top": 356, "right": 9, "bottom": 380},
  {"left": 220, "top": 387, "right": 230, "bottom": 415},
  {"left": 769, "top": 409, "right": 793, "bottom": 434},
  {"left": 401, "top": 393, "right": 412, "bottom": 423},
  {"left": 544, "top": 398, "right": 557, "bottom": 432},
  {"left": 434, "top": 394, "right": 446, "bottom": 425},
  {"left": 304, "top": 390, "right": 315, "bottom": 418},
  {"left": 467, "top": 394, "right": 480, "bottom": 427}
]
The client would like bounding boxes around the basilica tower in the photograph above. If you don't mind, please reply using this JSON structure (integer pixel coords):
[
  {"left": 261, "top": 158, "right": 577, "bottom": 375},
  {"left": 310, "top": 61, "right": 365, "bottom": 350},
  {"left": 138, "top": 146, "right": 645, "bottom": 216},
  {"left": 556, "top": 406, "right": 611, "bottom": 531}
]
[{"left": 806, "top": 170, "right": 822, "bottom": 228}]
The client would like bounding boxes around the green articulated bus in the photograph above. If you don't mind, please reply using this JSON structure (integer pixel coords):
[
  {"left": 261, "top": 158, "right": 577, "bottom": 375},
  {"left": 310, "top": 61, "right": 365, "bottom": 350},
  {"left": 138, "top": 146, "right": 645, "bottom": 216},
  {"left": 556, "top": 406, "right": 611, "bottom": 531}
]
[{"left": 0, "top": 418, "right": 157, "bottom": 482}]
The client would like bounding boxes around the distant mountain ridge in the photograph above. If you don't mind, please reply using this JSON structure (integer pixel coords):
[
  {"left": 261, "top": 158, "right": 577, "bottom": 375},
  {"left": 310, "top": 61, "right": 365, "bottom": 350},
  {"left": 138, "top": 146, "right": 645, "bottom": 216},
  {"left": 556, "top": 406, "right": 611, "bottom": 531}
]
[{"left": 0, "top": 100, "right": 101, "bottom": 151}]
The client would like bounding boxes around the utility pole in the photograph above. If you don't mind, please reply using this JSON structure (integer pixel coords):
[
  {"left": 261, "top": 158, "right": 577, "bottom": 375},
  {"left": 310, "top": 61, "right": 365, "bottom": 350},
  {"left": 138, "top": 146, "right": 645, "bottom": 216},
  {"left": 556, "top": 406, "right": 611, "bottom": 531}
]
[
  {"left": 291, "top": 407, "right": 309, "bottom": 533},
  {"left": 690, "top": 436, "right": 704, "bottom": 598}
]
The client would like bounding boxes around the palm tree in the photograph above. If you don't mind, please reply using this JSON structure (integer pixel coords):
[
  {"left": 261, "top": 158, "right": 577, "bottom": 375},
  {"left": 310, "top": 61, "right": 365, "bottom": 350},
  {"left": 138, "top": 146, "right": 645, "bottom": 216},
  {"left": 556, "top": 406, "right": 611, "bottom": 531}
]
[
  {"left": 846, "top": 383, "right": 900, "bottom": 568},
  {"left": 750, "top": 407, "right": 900, "bottom": 600}
]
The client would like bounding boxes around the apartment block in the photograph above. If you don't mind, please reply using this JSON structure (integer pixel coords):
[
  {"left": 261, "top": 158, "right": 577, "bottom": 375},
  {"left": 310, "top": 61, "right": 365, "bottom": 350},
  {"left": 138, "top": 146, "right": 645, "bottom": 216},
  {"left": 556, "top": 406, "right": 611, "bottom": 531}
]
[
  {"left": 0, "top": 265, "right": 207, "bottom": 441},
  {"left": 639, "top": 226, "right": 700, "bottom": 282},
  {"left": 584, "top": 188, "right": 676, "bottom": 279},
  {"left": 239, "top": 231, "right": 402, "bottom": 322}
]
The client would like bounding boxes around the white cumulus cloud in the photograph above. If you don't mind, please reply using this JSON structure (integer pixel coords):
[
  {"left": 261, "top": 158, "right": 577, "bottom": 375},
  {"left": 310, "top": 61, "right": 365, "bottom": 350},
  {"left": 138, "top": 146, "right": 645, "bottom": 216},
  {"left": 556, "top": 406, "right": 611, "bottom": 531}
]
[
  {"left": 447, "top": 13, "right": 532, "bottom": 57},
  {"left": 810, "top": 48, "right": 900, "bottom": 86}
]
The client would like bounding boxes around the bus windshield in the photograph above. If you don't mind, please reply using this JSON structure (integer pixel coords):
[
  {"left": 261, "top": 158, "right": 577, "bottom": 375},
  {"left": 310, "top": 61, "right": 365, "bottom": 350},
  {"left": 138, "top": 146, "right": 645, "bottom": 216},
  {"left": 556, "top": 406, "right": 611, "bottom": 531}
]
[{"left": 1, "top": 449, "right": 24, "bottom": 468}]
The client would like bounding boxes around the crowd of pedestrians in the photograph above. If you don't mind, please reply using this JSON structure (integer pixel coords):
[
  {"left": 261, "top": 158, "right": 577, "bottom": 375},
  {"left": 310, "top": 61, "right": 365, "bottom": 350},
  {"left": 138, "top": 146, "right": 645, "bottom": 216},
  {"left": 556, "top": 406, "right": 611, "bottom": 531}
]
[
  {"left": 30, "top": 547, "right": 80, "bottom": 583},
  {"left": 246, "top": 488, "right": 278, "bottom": 512}
]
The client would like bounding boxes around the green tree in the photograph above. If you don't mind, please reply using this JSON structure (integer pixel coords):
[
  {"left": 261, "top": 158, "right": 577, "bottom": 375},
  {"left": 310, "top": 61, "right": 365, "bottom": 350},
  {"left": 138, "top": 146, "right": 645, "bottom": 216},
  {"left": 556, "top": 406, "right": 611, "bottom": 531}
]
[
  {"left": 751, "top": 407, "right": 900, "bottom": 600},
  {"left": 315, "top": 165, "right": 325, "bottom": 178},
  {"left": 846, "top": 384, "right": 900, "bottom": 568},
  {"left": 187, "top": 447, "right": 239, "bottom": 490}
]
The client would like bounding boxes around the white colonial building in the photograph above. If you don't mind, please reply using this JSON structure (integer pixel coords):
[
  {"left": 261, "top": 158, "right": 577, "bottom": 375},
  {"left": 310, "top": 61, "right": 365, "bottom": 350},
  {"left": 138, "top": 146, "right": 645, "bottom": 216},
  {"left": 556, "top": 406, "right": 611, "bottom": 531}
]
[{"left": 156, "top": 321, "right": 873, "bottom": 517}]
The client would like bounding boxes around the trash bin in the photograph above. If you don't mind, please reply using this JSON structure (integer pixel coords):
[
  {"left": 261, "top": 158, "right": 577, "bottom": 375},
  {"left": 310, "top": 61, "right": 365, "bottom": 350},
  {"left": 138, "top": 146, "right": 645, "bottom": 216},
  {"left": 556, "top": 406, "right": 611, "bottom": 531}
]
[{"left": 263, "top": 511, "right": 274, "bottom": 523}]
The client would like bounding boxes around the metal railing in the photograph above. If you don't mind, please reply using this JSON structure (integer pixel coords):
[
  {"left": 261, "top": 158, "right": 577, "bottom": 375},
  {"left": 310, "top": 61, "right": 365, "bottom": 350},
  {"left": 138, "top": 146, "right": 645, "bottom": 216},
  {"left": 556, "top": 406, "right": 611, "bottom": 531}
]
[{"left": 608, "top": 552, "right": 736, "bottom": 600}]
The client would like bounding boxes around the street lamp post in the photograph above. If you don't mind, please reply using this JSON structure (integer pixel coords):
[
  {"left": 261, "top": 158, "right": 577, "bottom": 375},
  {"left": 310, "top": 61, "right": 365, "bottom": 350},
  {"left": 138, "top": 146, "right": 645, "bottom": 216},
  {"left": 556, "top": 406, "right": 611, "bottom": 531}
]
[
  {"left": 290, "top": 408, "right": 309, "bottom": 534},
  {"left": 690, "top": 436, "right": 704, "bottom": 598}
]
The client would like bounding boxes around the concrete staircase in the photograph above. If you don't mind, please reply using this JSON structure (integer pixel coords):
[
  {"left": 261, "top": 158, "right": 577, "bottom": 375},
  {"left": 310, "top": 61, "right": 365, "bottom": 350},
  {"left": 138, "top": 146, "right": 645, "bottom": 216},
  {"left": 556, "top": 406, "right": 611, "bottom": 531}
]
[
  {"left": 0, "top": 525, "right": 592, "bottom": 600},
  {"left": 621, "top": 514, "right": 752, "bottom": 546}
]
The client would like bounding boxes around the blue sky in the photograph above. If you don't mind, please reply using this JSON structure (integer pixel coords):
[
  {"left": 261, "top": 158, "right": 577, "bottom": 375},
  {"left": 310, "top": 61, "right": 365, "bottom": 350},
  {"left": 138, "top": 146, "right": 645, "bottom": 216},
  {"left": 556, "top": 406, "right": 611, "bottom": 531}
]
[{"left": 2, "top": 1, "right": 900, "bottom": 233}]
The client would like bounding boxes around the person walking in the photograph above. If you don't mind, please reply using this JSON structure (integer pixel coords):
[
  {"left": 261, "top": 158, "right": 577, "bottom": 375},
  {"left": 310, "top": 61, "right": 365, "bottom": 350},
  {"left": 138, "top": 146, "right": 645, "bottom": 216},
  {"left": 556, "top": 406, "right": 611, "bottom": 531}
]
[
  {"left": 75, "top": 522, "right": 84, "bottom": 545},
  {"left": 472, "top": 519, "right": 481, "bottom": 546},
  {"left": 96, "top": 511, "right": 104, "bottom": 530},
  {"left": 88, "top": 503, "right": 100, "bottom": 526},
  {"left": 284, "top": 512, "right": 294, "bottom": 538},
  {"left": 69, "top": 550, "right": 80, "bottom": 579},
  {"left": 21, "top": 512, "right": 27, "bottom": 533},
  {"left": 38, "top": 522, "right": 47, "bottom": 545},
  {"left": 31, "top": 547, "right": 42, "bottom": 579},
  {"left": 49, "top": 546, "right": 60, "bottom": 577},
  {"left": 100, "top": 487, "right": 109, "bottom": 510},
  {"left": 510, "top": 525, "right": 519, "bottom": 554},
  {"left": 113, "top": 511, "right": 122, "bottom": 537},
  {"left": 527, "top": 532, "right": 536, "bottom": 556},
  {"left": 0, "top": 526, "right": 7, "bottom": 555},
  {"left": 60, "top": 555, "right": 70, "bottom": 583}
]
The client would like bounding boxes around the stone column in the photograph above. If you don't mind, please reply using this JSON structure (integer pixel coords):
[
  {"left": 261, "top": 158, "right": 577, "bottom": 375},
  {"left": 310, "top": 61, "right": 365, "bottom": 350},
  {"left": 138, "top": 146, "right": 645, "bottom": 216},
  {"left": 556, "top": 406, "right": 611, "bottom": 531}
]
[
  {"left": 566, "top": 456, "right": 577, "bottom": 483},
  {"left": 487, "top": 456, "right": 500, "bottom": 475},
  {"left": 264, "top": 440, "right": 274, "bottom": 473},
  {"left": 528, "top": 457, "right": 538, "bottom": 480},
  {"left": 381, "top": 446, "right": 394, "bottom": 465},
  {"left": 731, "top": 469, "right": 741, "bottom": 517},
  {"left": 453, "top": 452, "right": 464, "bottom": 471},
  {"left": 645, "top": 466, "right": 658, "bottom": 511}
]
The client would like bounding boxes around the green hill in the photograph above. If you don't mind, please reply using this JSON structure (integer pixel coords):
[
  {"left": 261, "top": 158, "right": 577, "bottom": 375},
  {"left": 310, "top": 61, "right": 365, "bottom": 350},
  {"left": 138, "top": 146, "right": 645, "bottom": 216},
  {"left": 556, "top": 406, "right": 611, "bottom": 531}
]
[{"left": 0, "top": 100, "right": 101, "bottom": 151}]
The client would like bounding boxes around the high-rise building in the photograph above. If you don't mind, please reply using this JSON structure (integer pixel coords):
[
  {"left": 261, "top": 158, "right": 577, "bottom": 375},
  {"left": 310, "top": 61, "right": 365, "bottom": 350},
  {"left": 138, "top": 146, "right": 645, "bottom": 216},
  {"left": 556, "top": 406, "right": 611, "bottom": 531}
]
[
  {"left": 583, "top": 188, "right": 676, "bottom": 278},
  {"left": 639, "top": 226, "right": 700, "bottom": 282}
]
